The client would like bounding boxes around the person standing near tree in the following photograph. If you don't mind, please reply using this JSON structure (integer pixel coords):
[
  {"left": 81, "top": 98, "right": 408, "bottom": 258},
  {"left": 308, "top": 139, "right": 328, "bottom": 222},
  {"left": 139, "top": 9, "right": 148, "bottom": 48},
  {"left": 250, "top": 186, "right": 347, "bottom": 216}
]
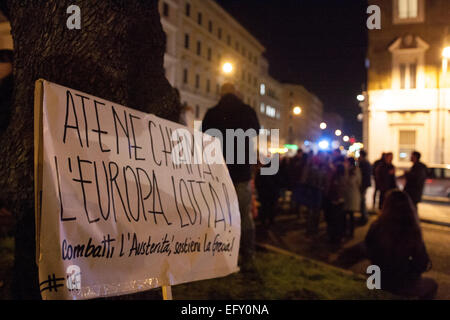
[
  {"left": 404, "top": 151, "right": 428, "bottom": 209},
  {"left": 202, "top": 83, "right": 260, "bottom": 272}
]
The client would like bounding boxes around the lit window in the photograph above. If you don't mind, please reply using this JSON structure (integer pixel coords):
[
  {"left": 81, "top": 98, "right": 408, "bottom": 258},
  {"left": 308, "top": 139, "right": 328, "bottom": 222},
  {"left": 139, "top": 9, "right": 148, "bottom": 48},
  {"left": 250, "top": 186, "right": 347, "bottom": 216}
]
[
  {"left": 260, "top": 84, "right": 266, "bottom": 95},
  {"left": 260, "top": 103, "right": 265, "bottom": 113},
  {"left": 266, "top": 105, "right": 276, "bottom": 118},
  {"left": 393, "top": 0, "right": 424, "bottom": 24},
  {"left": 398, "top": 0, "right": 418, "bottom": 19},
  {"left": 399, "top": 130, "right": 416, "bottom": 162}
]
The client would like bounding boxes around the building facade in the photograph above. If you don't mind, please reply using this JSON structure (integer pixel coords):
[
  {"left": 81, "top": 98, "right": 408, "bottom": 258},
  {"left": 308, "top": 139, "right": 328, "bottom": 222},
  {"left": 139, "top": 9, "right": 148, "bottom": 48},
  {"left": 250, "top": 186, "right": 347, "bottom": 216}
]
[
  {"left": 159, "top": 0, "right": 265, "bottom": 130},
  {"left": 282, "top": 83, "right": 323, "bottom": 147},
  {"left": 364, "top": 0, "right": 450, "bottom": 167},
  {"left": 0, "top": 2, "right": 324, "bottom": 151},
  {"left": 159, "top": 0, "right": 324, "bottom": 148}
]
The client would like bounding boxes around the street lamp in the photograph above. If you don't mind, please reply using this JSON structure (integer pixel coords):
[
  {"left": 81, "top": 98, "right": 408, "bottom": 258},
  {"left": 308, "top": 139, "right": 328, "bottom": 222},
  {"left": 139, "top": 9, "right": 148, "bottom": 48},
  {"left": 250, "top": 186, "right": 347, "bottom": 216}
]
[
  {"left": 335, "top": 129, "right": 342, "bottom": 137},
  {"left": 320, "top": 122, "right": 327, "bottom": 130},
  {"left": 343, "top": 135, "right": 349, "bottom": 142},
  {"left": 357, "top": 94, "right": 365, "bottom": 102},
  {"left": 222, "top": 62, "right": 233, "bottom": 74},
  {"left": 293, "top": 106, "right": 302, "bottom": 115}
]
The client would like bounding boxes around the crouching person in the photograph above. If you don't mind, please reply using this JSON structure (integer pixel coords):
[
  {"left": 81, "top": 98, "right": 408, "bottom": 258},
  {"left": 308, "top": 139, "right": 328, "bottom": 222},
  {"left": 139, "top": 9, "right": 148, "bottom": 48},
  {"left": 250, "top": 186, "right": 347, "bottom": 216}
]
[{"left": 365, "top": 190, "right": 437, "bottom": 299}]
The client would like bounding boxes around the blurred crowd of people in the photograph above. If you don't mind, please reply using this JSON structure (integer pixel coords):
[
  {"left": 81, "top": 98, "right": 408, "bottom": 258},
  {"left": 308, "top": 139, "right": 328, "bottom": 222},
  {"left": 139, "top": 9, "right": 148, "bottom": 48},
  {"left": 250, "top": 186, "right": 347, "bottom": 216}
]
[
  {"left": 253, "top": 148, "right": 436, "bottom": 299},
  {"left": 255, "top": 148, "right": 372, "bottom": 243}
]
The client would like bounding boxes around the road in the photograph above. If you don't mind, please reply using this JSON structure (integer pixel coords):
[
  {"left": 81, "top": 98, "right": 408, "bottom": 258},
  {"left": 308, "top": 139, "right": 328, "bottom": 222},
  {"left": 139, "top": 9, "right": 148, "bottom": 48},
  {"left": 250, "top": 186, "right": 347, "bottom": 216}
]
[{"left": 256, "top": 201, "right": 450, "bottom": 299}]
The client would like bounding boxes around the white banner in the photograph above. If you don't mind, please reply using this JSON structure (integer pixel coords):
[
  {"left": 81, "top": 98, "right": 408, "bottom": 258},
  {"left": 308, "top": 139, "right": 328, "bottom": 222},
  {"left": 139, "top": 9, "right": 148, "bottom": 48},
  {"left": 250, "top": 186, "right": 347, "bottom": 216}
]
[{"left": 36, "top": 80, "right": 240, "bottom": 300}]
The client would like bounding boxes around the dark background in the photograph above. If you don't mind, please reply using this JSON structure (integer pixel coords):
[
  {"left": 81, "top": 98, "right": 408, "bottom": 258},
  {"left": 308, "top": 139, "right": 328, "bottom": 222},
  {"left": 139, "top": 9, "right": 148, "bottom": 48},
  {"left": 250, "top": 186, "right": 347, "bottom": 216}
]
[{"left": 216, "top": 0, "right": 369, "bottom": 140}]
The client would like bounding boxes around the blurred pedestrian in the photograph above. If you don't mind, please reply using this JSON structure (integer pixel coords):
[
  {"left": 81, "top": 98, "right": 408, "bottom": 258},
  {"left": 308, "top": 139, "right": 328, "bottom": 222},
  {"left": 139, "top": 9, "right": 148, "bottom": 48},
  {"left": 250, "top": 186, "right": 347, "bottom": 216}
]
[
  {"left": 202, "top": 83, "right": 260, "bottom": 271},
  {"left": 290, "top": 149, "right": 308, "bottom": 218},
  {"left": 375, "top": 152, "right": 396, "bottom": 209},
  {"left": 372, "top": 153, "right": 385, "bottom": 210},
  {"left": 325, "top": 163, "right": 346, "bottom": 244},
  {"left": 255, "top": 154, "right": 281, "bottom": 228},
  {"left": 343, "top": 157, "right": 361, "bottom": 238},
  {"left": 365, "top": 190, "right": 437, "bottom": 299},
  {"left": 304, "top": 155, "right": 326, "bottom": 236},
  {"left": 404, "top": 151, "right": 428, "bottom": 209},
  {"left": 358, "top": 150, "right": 372, "bottom": 224}
]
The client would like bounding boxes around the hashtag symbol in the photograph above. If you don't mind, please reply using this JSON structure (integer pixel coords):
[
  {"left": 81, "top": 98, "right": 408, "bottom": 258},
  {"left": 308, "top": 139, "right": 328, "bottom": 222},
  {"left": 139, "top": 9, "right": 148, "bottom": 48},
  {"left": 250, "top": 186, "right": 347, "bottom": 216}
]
[{"left": 39, "top": 274, "right": 65, "bottom": 293}]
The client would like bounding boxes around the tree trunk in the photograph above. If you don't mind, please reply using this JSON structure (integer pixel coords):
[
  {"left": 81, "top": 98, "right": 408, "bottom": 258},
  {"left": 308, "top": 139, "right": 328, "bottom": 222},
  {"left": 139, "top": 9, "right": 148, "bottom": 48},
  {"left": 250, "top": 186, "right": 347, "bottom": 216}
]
[{"left": 0, "top": 0, "right": 179, "bottom": 299}]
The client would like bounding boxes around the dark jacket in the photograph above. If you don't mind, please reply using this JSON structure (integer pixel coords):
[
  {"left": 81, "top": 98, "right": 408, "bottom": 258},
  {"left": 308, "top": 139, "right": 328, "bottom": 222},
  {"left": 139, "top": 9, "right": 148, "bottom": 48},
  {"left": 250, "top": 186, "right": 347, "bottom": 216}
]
[
  {"left": 202, "top": 94, "right": 260, "bottom": 183},
  {"left": 375, "top": 162, "right": 397, "bottom": 192},
  {"left": 359, "top": 158, "right": 372, "bottom": 190},
  {"left": 404, "top": 161, "right": 428, "bottom": 204}
]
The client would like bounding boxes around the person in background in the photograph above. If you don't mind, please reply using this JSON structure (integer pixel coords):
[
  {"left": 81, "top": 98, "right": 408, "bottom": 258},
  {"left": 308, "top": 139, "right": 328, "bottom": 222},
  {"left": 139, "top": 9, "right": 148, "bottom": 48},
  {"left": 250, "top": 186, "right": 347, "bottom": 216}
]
[
  {"left": 325, "top": 163, "right": 346, "bottom": 244},
  {"left": 343, "top": 157, "right": 361, "bottom": 238},
  {"left": 358, "top": 150, "right": 372, "bottom": 224},
  {"left": 202, "top": 83, "right": 260, "bottom": 272},
  {"left": 372, "top": 153, "right": 385, "bottom": 210},
  {"left": 375, "top": 152, "right": 396, "bottom": 209},
  {"left": 304, "top": 154, "right": 326, "bottom": 237},
  {"left": 290, "top": 149, "right": 308, "bottom": 218},
  {"left": 365, "top": 190, "right": 437, "bottom": 299},
  {"left": 404, "top": 151, "right": 428, "bottom": 209},
  {"left": 0, "top": 49, "right": 14, "bottom": 134},
  {"left": 255, "top": 154, "right": 281, "bottom": 228}
]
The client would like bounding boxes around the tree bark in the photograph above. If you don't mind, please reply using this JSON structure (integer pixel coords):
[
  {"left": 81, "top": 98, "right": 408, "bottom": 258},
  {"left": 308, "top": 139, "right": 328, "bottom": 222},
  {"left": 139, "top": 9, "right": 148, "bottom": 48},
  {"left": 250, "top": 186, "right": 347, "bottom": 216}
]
[{"left": 0, "top": 0, "right": 179, "bottom": 299}]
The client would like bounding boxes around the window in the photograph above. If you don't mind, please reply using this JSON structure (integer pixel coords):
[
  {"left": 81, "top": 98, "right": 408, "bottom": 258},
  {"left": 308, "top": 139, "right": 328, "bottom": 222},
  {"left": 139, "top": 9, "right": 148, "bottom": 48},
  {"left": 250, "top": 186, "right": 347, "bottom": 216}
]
[
  {"left": 260, "top": 84, "right": 266, "bottom": 95},
  {"left": 399, "top": 130, "right": 416, "bottom": 162},
  {"left": 235, "top": 41, "right": 239, "bottom": 51},
  {"left": 163, "top": 2, "right": 169, "bottom": 17},
  {"left": 196, "top": 41, "right": 202, "bottom": 56},
  {"left": 185, "top": 3, "right": 191, "bottom": 17},
  {"left": 399, "top": 0, "right": 418, "bottom": 19},
  {"left": 195, "top": 74, "right": 200, "bottom": 89},
  {"left": 184, "top": 34, "right": 190, "bottom": 49},
  {"left": 400, "top": 63, "right": 417, "bottom": 89},
  {"left": 208, "top": 21, "right": 213, "bottom": 33},
  {"left": 266, "top": 105, "right": 276, "bottom": 118},
  {"left": 218, "top": 28, "right": 222, "bottom": 40},
  {"left": 197, "top": 12, "right": 202, "bottom": 25},
  {"left": 393, "top": 0, "right": 424, "bottom": 24},
  {"left": 260, "top": 102, "right": 265, "bottom": 113},
  {"left": 183, "top": 68, "right": 188, "bottom": 84},
  {"left": 207, "top": 48, "right": 212, "bottom": 61}
]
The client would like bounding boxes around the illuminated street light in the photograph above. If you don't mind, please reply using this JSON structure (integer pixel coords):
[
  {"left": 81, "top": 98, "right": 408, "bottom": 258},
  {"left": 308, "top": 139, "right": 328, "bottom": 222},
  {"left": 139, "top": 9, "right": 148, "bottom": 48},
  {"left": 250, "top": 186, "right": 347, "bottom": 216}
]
[
  {"left": 343, "top": 135, "right": 349, "bottom": 142},
  {"left": 293, "top": 106, "right": 302, "bottom": 115},
  {"left": 335, "top": 129, "right": 342, "bottom": 137},
  {"left": 222, "top": 62, "right": 233, "bottom": 74},
  {"left": 320, "top": 122, "right": 327, "bottom": 130},
  {"left": 357, "top": 94, "right": 365, "bottom": 102}
]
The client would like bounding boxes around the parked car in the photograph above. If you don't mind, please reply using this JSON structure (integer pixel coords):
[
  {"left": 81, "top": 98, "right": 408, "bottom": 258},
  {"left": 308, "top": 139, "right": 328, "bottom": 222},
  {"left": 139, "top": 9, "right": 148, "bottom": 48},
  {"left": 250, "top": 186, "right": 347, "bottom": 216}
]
[{"left": 397, "top": 164, "right": 450, "bottom": 200}]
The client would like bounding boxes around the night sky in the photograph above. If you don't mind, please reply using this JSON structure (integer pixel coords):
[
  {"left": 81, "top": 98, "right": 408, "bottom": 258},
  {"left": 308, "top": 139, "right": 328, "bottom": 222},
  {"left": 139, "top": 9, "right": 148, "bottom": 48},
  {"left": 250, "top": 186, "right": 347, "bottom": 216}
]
[{"left": 216, "top": 0, "right": 368, "bottom": 140}]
